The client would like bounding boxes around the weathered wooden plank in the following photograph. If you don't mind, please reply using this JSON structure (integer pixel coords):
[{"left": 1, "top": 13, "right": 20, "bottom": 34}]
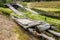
[
  {"left": 17, "top": 3, "right": 38, "bottom": 15},
  {"left": 6, "top": 4, "right": 23, "bottom": 16},
  {"left": 48, "top": 30, "right": 60, "bottom": 37},
  {"left": 28, "top": 28, "right": 55, "bottom": 40},
  {"left": 39, "top": 33, "right": 55, "bottom": 40}
]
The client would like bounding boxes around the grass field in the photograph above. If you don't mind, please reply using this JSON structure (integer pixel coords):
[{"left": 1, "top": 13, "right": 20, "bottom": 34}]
[
  {"left": 34, "top": 8, "right": 60, "bottom": 12},
  {"left": 26, "top": 2, "right": 60, "bottom": 19},
  {"left": 20, "top": 2, "right": 60, "bottom": 17},
  {"left": 32, "top": 8, "right": 60, "bottom": 18},
  {"left": 27, "top": 2, "right": 60, "bottom": 8}
]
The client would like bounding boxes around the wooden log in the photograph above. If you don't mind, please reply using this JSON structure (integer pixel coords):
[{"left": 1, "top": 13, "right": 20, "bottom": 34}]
[
  {"left": 17, "top": 3, "right": 38, "bottom": 15},
  {"left": 39, "top": 33, "right": 55, "bottom": 40},
  {"left": 48, "top": 30, "right": 60, "bottom": 37},
  {"left": 28, "top": 28, "right": 55, "bottom": 40},
  {"left": 5, "top": 4, "right": 23, "bottom": 16},
  {"left": 5, "top": 3, "right": 58, "bottom": 40}
]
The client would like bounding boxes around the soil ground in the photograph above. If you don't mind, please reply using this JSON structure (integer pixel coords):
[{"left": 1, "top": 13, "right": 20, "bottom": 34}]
[{"left": 0, "top": 12, "right": 38, "bottom": 40}]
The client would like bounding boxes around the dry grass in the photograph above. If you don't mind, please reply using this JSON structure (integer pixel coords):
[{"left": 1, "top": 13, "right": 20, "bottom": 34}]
[
  {"left": 0, "top": 12, "right": 38, "bottom": 40},
  {"left": 27, "top": 1, "right": 60, "bottom": 8}
]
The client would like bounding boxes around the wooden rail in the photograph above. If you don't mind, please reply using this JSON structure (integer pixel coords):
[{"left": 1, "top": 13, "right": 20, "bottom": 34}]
[
  {"left": 5, "top": 3, "right": 60, "bottom": 40},
  {"left": 5, "top": 4, "right": 23, "bottom": 16},
  {"left": 17, "top": 3, "right": 38, "bottom": 15},
  {"left": 48, "top": 30, "right": 60, "bottom": 37},
  {"left": 17, "top": 3, "right": 60, "bottom": 38}
]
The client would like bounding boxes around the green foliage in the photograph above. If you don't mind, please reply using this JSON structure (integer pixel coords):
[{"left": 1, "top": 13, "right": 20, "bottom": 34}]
[
  {"left": 19, "top": 2, "right": 27, "bottom": 6},
  {"left": 6, "top": 0, "right": 11, "bottom": 3},
  {"left": 0, "top": 0, "right": 11, "bottom": 7},
  {"left": 0, "top": 0, "right": 4, "bottom": 7}
]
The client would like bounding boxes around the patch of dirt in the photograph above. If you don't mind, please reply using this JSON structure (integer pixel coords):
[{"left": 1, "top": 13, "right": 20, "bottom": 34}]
[{"left": 0, "top": 12, "right": 38, "bottom": 40}]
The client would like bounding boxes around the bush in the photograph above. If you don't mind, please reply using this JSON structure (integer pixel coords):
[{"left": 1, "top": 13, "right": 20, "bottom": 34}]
[
  {"left": 0, "top": 0, "right": 11, "bottom": 7},
  {"left": 0, "top": 0, "right": 4, "bottom": 7}
]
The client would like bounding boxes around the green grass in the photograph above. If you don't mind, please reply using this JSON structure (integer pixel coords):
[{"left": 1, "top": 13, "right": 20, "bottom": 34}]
[
  {"left": 32, "top": 8, "right": 60, "bottom": 18},
  {"left": 34, "top": 8, "right": 60, "bottom": 12},
  {"left": 18, "top": 2, "right": 27, "bottom": 6},
  {"left": 0, "top": 7, "right": 23, "bottom": 18},
  {"left": 0, "top": 7, "right": 12, "bottom": 15}
]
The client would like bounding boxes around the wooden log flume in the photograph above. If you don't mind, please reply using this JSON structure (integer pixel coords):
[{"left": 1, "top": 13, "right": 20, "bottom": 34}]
[{"left": 4, "top": 3, "right": 60, "bottom": 40}]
